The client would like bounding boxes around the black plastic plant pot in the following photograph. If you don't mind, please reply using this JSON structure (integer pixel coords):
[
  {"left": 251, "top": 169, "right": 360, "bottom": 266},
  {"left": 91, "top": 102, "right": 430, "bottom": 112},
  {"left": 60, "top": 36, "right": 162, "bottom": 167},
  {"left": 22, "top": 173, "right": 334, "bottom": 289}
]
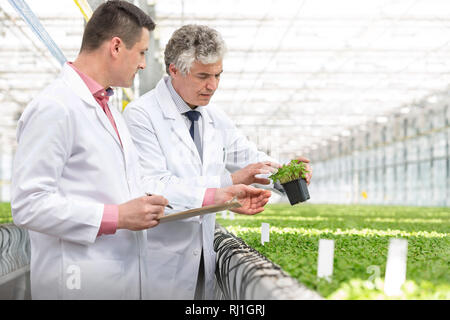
[{"left": 281, "top": 178, "right": 310, "bottom": 205}]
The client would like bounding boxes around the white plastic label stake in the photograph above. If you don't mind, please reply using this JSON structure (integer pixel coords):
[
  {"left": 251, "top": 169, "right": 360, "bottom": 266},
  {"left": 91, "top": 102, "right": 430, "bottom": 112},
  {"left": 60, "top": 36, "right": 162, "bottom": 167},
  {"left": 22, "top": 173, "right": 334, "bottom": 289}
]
[
  {"left": 221, "top": 211, "right": 227, "bottom": 219},
  {"left": 261, "top": 223, "right": 270, "bottom": 245},
  {"left": 317, "top": 239, "right": 334, "bottom": 282},
  {"left": 384, "top": 238, "right": 408, "bottom": 296},
  {"left": 229, "top": 211, "right": 235, "bottom": 220}
]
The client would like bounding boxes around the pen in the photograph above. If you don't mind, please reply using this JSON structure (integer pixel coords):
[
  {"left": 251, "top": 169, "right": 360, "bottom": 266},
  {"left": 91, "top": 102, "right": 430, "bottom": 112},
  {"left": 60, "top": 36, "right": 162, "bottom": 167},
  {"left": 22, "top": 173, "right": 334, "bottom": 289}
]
[{"left": 145, "top": 193, "right": 173, "bottom": 209}]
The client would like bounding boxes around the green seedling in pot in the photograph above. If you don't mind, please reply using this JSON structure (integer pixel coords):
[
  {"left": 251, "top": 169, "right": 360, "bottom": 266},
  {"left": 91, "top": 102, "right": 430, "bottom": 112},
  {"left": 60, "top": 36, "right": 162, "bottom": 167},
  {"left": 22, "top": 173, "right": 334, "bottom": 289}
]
[{"left": 269, "top": 159, "right": 310, "bottom": 184}]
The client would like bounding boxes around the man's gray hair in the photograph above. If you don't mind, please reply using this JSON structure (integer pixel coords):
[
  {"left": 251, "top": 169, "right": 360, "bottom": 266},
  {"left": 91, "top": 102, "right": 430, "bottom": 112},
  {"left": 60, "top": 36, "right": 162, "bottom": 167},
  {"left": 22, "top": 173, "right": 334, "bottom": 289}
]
[{"left": 164, "top": 24, "right": 227, "bottom": 76}]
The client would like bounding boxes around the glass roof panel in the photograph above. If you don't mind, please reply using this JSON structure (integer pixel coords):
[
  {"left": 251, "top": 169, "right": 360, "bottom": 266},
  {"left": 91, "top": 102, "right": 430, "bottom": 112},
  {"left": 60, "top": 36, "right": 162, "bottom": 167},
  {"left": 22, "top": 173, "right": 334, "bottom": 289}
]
[{"left": 1, "top": 0, "right": 450, "bottom": 159}]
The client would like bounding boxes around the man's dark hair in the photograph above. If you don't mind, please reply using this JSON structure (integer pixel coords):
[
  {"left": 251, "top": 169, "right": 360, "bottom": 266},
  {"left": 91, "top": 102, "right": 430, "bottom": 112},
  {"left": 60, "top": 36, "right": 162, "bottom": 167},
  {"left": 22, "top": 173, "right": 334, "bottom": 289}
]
[{"left": 80, "top": 0, "right": 155, "bottom": 52}]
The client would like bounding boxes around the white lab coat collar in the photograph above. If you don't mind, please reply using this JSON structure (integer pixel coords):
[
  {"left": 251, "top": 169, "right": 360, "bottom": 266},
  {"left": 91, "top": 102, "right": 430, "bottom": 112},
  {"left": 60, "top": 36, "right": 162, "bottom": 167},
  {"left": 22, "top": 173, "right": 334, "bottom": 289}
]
[
  {"left": 59, "top": 63, "right": 99, "bottom": 109},
  {"left": 195, "top": 105, "right": 214, "bottom": 126},
  {"left": 59, "top": 63, "right": 125, "bottom": 152}
]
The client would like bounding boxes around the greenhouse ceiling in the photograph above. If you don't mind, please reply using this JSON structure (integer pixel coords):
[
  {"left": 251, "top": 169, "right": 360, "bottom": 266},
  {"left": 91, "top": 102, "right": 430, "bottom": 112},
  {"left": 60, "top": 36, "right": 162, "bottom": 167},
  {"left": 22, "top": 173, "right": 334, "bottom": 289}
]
[{"left": 1, "top": 0, "right": 450, "bottom": 160}]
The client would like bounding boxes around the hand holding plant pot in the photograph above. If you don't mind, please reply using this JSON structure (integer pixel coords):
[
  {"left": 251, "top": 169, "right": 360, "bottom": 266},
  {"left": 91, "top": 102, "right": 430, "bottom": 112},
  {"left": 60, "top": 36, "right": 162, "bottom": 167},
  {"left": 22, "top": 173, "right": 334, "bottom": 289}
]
[
  {"left": 214, "top": 184, "right": 272, "bottom": 215},
  {"left": 295, "top": 156, "right": 312, "bottom": 185},
  {"left": 269, "top": 159, "right": 310, "bottom": 205}
]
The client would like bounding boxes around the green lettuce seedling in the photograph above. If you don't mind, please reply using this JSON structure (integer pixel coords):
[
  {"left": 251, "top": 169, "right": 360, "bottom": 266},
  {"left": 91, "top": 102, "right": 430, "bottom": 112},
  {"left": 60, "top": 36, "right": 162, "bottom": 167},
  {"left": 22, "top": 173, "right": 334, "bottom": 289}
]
[{"left": 269, "top": 159, "right": 309, "bottom": 184}]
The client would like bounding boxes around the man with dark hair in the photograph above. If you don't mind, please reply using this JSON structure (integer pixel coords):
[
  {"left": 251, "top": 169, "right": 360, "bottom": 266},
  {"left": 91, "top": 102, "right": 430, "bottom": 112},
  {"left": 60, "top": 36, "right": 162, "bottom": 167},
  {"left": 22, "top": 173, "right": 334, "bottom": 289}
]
[
  {"left": 80, "top": 0, "right": 155, "bottom": 52},
  {"left": 11, "top": 1, "right": 165, "bottom": 300}
]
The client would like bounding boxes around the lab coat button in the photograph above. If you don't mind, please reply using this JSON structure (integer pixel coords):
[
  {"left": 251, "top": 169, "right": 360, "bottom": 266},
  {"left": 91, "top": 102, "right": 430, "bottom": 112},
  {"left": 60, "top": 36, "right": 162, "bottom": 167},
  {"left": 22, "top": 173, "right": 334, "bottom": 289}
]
[{"left": 193, "top": 249, "right": 200, "bottom": 256}]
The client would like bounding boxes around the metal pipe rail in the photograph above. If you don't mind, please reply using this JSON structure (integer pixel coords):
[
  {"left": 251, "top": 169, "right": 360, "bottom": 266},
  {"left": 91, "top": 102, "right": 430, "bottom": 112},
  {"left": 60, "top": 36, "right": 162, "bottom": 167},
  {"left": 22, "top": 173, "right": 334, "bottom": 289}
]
[
  {"left": 213, "top": 223, "right": 323, "bottom": 300},
  {"left": 0, "top": 224, "right": 31, "bottom": 299}
]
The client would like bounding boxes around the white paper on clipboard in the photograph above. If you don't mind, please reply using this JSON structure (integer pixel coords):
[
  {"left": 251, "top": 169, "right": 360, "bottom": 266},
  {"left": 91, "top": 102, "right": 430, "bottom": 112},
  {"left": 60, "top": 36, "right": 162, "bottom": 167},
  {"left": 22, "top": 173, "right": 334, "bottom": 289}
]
[{"left": 158, "top": 198, "right": 242, "bottom": 223}]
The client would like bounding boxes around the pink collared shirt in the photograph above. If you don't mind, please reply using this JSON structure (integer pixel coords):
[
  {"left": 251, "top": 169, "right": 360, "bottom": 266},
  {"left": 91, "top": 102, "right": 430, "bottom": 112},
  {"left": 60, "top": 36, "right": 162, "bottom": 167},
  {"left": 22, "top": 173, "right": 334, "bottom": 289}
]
[{"left": 69, "top": 62, "right": 217, "bottom": 237}]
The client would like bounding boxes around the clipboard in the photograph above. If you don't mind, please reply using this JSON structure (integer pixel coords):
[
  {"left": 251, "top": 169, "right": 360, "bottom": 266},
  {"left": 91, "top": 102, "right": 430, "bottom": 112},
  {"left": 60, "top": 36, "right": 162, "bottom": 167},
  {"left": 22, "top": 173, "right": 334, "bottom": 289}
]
[{"left": 159, "top": 198, "right": 242, "bottom": 223}]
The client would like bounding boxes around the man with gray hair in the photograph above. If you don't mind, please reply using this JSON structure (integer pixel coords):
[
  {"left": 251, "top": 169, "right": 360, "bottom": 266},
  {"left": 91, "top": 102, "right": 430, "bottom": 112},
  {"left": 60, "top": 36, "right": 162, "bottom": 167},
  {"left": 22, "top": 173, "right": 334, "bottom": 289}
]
[{"left": 123, "top": 24, "right": 310, "bottom": 299}]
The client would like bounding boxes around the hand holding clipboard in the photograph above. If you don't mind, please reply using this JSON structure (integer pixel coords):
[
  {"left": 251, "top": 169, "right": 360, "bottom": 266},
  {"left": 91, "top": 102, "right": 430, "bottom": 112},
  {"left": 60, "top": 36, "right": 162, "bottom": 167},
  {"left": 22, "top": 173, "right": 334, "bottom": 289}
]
[
  {"left": 159, "top": 197, "right": 241, "bottom": 223},
  {"left": 158, "top": 185, "right": 272, "bottom": 223}
]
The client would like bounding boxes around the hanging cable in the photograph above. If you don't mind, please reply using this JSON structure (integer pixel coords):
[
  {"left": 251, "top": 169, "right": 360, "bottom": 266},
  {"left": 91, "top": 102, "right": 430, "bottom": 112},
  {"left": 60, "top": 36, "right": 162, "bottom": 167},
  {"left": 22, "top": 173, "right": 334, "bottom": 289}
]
[
  {"left": 73, "top": 0, "right": 93, "bottom": 22},
  {"left": 7, "top": 0, "right": 67, "bottom": 66},
  {"left": 214, "top": 223, "right": 323, "bottom": 300}
]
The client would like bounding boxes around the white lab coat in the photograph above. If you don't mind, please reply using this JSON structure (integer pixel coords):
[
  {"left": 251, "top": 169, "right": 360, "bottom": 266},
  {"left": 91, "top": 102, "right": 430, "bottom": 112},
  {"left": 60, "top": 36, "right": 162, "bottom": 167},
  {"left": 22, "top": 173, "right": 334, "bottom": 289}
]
[
  {"left": 123, "top": 76, "right": 276, "bottom": 299},
  {"left": 11, "top": 63, "right": 149, "bottom": 300}
]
